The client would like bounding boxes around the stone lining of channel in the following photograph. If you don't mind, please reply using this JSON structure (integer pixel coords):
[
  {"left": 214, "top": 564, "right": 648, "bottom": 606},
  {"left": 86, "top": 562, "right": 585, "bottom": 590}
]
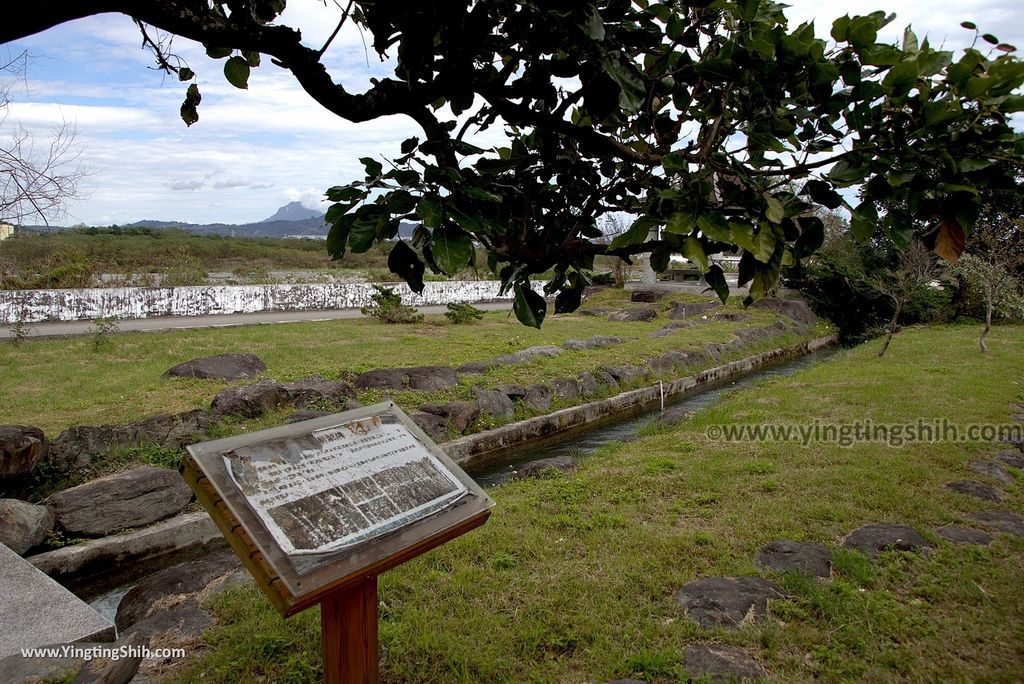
[{"left": 30, "top": 333, "right": 837, "bottom": 595}]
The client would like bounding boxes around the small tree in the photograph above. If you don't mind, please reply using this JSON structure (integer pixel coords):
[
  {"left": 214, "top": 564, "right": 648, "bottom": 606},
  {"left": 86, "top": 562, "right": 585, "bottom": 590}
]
[
  {"left": 360, "top": 285, "right": 423, "bottom": 324},
  {"left": 953, "top": 212, "right": 1024, "bottom": 351},
  {"left": 872, "top": 241, "right": 941, "bottom": 357}
]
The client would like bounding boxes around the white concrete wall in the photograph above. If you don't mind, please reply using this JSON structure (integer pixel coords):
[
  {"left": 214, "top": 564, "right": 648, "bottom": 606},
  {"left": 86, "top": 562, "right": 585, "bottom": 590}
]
[{"left": 0, "top": 280, "right": 534, "bottom": 324}]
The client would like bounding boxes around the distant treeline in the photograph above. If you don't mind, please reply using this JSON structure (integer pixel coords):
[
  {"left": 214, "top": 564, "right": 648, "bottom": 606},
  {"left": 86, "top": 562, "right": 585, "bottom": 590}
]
[{"left": 0, "top": 227, "right": 393, "bottom": 290}]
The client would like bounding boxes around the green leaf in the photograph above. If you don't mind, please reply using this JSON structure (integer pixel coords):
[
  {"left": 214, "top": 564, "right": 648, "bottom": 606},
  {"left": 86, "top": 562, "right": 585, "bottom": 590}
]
[
  {"left": 650, "top": 245, "right": 670, "bottom": 272},
  {"left": 794, "top": 216, "right": 825, "bottom": 259},
  {"left": 609, "top": 218, "right": 656, "bottom": 250},
  {"left": 665, "top": 211, "right": 696, "bottom": 235},
  {"left": 206, "top": 46, "right": 232, "bottom": 59},
  {"left": 703, "top": 264, "right": 729, "bottom": 303},
  {"left": 903, "top": 26, "right": 919, "bottom": 52},
  {"left": 513, "top": 284, "right": 546, "bottom": 328},
  {"left": 326, "top": 214, "right": 353, "bottom": 260},
  {"left": 765, "top": 196, "right": 785, "bottom": 223},
  {"left": 696, "top": 212, "right": 730, "bottom": 242},
  {"left": 400, "top": 137, "right": 420, "bottom": 154},
  {"left": 850, "top": 202, "right": 877, "bottom": 241},
  {"left": 585, "top": 6, "right": 605, "bottom": 41},
  {"left": 178, "top": 67, "right": 194, "bottom": 82},
  {"left": 603, "top": 54, "right": 646, "bottom": 113},
  {"left": 917, "top": 50, "right": 952, "bottom": 76},
  {"left": 831, "top": 15, "right": 851, "bottom": 42},
  {"left": 387, "top": 240, "right": 425, "bottom": 293},
  {"left": 804, "top": 180, "right": 844, "bottom": 209},
  {"left": 180, "top": 83, "right": 201, "bottom": 127},
  {"left": 827, "top": 159, "right": 868, "bottom": 185},
  {"left": 431, "top": 225, "right": 474, "bottom": 275},
  {"left": 682, "top": 236, "right": 708, "bottom": 272},
  {"left": 729, "top": 222, "right": 756, "bottom": 252},
  {"left": 738, "top": 0, "right": 760, "bottom": 22},
  {"left": 349, "top": 206, "right": 385, "bottom": 253},
  {"left": 848, "top": 17, "right": 878, "bottom": 50},
  {"left": 752, "top": 226, "right": 777, "bottom": 263},
  {"left": 417, "top": 197, "right": 443, "bottom": 228},
  {"left": 555, "top": 286, "right": 583, "bottom": 314},
  {"left": 359, "top": 157, "right": 383, "bottom": 178},
  {"left": 882, "top": 60, "right": 919, "bottom": 96},
  {"left": 223, "top": 56, "right": 250, "bottom": 89},
  {"left": 960, "top": 21, "right": 977, "bottom": 30}
]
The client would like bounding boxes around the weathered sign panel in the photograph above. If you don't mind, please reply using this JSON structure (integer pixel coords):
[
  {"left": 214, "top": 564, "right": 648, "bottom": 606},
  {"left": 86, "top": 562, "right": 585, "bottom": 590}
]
[{"left": 182, "top": 402, "right": 493, "bottom": 615}]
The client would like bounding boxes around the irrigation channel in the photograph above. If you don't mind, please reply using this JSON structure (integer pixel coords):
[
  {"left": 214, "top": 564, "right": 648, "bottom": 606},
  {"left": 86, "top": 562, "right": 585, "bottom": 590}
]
[{"left": 86, "top": 345, "right": 837, "bottom": 622}]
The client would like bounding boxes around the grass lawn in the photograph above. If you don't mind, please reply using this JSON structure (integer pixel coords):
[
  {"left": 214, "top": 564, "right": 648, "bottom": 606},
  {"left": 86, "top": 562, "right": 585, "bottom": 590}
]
[
  {"left": 0, "top": 289, "right": 811, "bottom": 437},
  {"left": 174, "top": 324, "right": 1023, "bottom": 683}
]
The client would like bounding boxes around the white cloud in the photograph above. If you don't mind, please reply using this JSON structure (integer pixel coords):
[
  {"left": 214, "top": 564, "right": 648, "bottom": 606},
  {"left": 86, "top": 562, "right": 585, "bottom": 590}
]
[{"left": 4, "top": 1, "right": 1022, "bottom": 226}]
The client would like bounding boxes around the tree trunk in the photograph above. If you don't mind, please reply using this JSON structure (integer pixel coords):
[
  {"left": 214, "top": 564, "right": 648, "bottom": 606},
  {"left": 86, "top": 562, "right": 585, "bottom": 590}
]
[
  {"left": 980, "top": 290, "right": 992, "bottom": 353},
  {"left": 878, "top": 303, "right": 902, "bottom": 358}
]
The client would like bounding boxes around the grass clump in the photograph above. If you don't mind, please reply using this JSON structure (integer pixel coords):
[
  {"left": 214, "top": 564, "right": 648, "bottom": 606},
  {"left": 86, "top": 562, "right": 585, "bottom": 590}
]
[{"left": 360, "top": 285, "right": 424, "bottom": 324}]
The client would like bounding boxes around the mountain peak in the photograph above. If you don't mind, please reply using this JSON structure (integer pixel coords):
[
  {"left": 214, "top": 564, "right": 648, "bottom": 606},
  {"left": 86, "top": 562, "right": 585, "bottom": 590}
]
[{"left": 261, "top": 201, "right": 324, "bottom": 223}]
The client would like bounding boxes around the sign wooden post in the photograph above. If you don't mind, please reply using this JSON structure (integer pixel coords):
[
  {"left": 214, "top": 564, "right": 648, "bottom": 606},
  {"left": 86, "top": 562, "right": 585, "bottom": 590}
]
[
  {"left": 321, "top": 576, "right": 378, "bottom": 684},
  {"left": 180, "top": 402, "right": 493, "bottom": 683}
]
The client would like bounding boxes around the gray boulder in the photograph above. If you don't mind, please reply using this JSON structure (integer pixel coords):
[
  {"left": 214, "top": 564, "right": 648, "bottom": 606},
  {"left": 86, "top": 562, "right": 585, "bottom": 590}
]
[
  {"left": 968, "top": 510, "right": 1024, "bottom": 538},
  {"left": 578, "top": 372, "right": 600, "bottom": 398},
  {"left": 0, "top": 498, "right": 55, "bottom": 555},
  {"left": 354, "top": 368, "right": 407, "bottom": 390},
  {"left": 409, "top": 411, "right": 449, "bottom": 441},
  {"left": 286, "top": 409, "right": 332, "bottom": 424},
  {"left": 946, "top": 480, "right": 1006, "bottom": 502},
  {"left": 116, "top": 551, "right": 241, "bottom": 631},
  {"left": 406, "top": 366, "right": 459, "bottom": 391},
  {"left": 132, "top": 409, "right": 212, "bottom": 449},
  {"left": 684, "top": 644, "right": 765, "bottom": 682},
  {"left": 667, "top": 301, "right": 720, "bottom": 319},
  {"left": 495, "top": 384, "right": 530, "bottom": 400},
  {"left": 968, "top": 460, "right": 1014, "bottom": 484},
  {"left": 630, "top": 289, "right": 667, "bottom": 303},
  {"left": 46, "top": 466, "right": 193, "bottom": 537},
  {"left": 755, "top": 540, "right": 831, "bottom": 577},
  {"left": 523, "top": 384, "right": 554, "bottom": 411},
  {"left": 608, "top": 307, "right": 657, "bottom": 323},
  {"left": 593, "top": 369, "right": 620, "bottom": 392},
  {"left": 934, "top": 526, "right": 993, "bottom": 546},
  {"left": 472, "top": 388, "right": 515, "bottom": 420},
  {"left": 994, "top": 450, "right": 1024, "bottom": 469},
  {"left": 603, "top": 365, "right": 649, "bottom": 386},
  {"left": 514, "top": 456, "right": 577, "bottom": 479},
  {"left": 47, "top": 424, "right": 136, "bottom": 471},
  {"left": 47, "top": 411, "right": 211, "bottom": 472},
  {"left": 674, "top": 576, "right": 782, "bottom": 629},
  {"left": 842, "top": 524, "right": 927, "bottom": 557},
  {"left": 418, "top": 402, "right": 480, "bottom": 434},
  {"left": 164, "top": 352, "right": 266, "bottom": 380},
  {"left": 550, "top": 378, "right": 581, "bottom": 401},
  {"left": 751, "top": 297, "right": 817, "bottom": 326},
  {"left": 211, "top": 380, "right": 290, "bottom": 418},
  {"left": 562, "top": 335, "right": 624, "bottom": 351},
  {"left": 0, "top": 425, "right": 48, "bottom": 479},
  {"left": 281, "top": 376, "right": 355, "bottom": 408}
]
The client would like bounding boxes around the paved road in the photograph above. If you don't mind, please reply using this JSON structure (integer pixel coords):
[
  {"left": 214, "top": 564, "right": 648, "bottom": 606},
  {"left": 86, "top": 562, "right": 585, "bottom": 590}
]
[{"left": 1, "top": 301, "right": 516, "bottom": 339}]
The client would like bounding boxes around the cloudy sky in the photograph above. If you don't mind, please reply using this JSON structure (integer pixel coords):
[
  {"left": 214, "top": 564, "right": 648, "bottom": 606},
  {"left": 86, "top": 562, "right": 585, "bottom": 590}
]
[{"left": 3, "top": 1, "right": 1022, "bottom": 226}]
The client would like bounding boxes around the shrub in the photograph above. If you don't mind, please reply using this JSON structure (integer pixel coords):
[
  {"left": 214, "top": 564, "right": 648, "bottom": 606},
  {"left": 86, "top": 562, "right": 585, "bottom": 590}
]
[
  {"left": 360, "top": 285, "right": 423, "bottom": 324},
  {"left": 445, "top": 302, "right": 485, "bottom": 324}
]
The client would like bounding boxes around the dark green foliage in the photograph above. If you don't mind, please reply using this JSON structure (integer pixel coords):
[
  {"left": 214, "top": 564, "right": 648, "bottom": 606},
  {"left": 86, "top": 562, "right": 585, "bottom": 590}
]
[
  {"left": 444, "top": 302, "right": 485, "bottom": 324},
  {"left": 360, "top": 285, "right": 424, "bottom": 324},
  {"left": 8, "top": 1, "right": 1024, "bottom": 325},
  {"left": 788, "top": 232, "right": 951, "bottom": 342}
]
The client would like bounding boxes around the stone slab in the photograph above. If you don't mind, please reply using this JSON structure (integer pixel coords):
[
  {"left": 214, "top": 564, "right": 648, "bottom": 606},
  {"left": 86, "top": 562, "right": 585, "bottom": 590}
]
[{"left": 0, "top": 543, "right": 115, "bottom": 658}]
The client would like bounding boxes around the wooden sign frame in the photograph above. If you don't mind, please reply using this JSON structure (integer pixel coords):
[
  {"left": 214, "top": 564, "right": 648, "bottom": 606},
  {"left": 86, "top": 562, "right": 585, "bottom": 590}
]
[{"left": 181, "top": 401, "right": 494, "bottom": 617}]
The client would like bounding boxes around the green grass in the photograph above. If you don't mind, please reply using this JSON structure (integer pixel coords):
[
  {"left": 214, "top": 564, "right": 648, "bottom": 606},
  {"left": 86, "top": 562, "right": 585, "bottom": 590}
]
[
  {"left": 173, "top": 324, "right": 1024, "bottom": 683},
  {"left": 0, "top": 289, "right": 811, "bottom": 437}
]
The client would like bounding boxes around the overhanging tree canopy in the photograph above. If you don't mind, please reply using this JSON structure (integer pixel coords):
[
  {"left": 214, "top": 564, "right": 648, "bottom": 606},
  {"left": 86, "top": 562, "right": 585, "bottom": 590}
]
[{"left": 5, "top": 0, "right": 1023, "bottom": 325}]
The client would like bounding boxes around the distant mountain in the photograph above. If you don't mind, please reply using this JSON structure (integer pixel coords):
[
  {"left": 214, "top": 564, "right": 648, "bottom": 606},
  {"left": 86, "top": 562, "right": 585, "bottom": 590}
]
[
  {"left": 22, "top": 202, "right": 420, "bottom": 239},
  {"left": 261, "top": 201, "right": 324, "bottom": 223}
]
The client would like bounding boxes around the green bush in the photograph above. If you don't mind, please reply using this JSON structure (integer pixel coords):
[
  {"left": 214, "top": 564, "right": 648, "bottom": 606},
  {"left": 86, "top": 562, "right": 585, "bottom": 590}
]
[
  {"left": 360, "top": 285, "right": 423, "bottom": 324},
  {"left": 445, "top": 302, "right": 485, "bottom": 324}
]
